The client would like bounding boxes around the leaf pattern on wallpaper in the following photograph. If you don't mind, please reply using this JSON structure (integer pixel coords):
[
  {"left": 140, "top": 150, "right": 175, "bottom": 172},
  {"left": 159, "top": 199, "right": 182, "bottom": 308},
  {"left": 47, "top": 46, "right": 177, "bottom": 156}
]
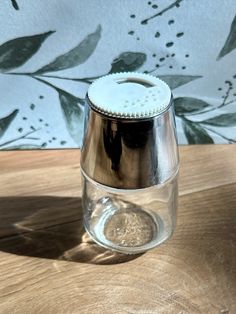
[
  {"left": 35, "top": 25, "right": 101, "bottom": 74},
  {"left": 0, "top": 109, "right": 18, "bottom": 139},
  {"left": 11, "top": 0, "right": 19, "bottom": 10},
  {"left": 109, "top": 52, "right": 146, "bottom": 73},
  {"left": 201, "top": 113, "right": 236, "bottom": 127},
  {"left": 0, "top": 32, "right": 54, "bottom": 72},
  {"left": 58, "top": 91, "right": 84, "bottom": 146},
  {"left": 0, "top": 2, "right": 235, "bottom": 148},
  {"left": 158, "top": 75, "right": 202, "bottom": 90},
  {"left": 217, "top": 15, "right": 236, "bottom": 60},
  {"left": 182, "top": 119, "right": 214, "bottom": 144},
  {"left": 174, "top": 97, "right": 211, "bottom": 115}
]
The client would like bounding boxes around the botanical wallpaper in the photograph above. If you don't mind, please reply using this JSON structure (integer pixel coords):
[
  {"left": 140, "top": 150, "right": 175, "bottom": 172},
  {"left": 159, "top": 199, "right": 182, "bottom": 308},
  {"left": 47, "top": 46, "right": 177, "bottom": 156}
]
[{"left": 0, "top": 0, "right": 236, "bottom": 149}]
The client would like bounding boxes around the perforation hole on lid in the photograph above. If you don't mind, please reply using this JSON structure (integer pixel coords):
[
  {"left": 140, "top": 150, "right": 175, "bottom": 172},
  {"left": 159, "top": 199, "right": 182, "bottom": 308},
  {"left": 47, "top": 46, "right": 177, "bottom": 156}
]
[
  {"left": 117, "top": 78, "right": 154, "bottom": 88},
  {"left": 87, "top": 72, "right": 171, "bottom": 119}
]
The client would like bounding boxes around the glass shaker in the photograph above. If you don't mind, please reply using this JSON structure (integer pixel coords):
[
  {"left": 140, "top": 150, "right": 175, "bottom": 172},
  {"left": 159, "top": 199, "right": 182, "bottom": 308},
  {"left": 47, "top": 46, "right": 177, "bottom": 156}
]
[{"left": 81, "top": 72, "right": 179, "bottom": 254}]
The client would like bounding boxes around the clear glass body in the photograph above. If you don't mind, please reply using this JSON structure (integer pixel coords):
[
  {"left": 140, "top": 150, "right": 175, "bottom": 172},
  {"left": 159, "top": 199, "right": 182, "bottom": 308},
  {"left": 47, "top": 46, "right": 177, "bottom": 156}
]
[{"left": 82, "top": 172, "right": 178, "bottom": 254}]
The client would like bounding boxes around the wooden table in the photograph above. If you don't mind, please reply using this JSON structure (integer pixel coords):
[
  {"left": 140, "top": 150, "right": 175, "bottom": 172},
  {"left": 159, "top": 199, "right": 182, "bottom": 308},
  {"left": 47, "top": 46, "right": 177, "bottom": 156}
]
[{"left": 0, "top": 145, "right": 235, "bottom": 314}]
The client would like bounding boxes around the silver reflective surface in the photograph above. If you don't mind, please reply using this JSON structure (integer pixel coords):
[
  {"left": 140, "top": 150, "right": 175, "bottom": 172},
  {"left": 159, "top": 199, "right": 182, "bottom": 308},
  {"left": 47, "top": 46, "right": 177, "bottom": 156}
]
[{"left": 81, "top": 96, "right": 179, "bottom": 189}]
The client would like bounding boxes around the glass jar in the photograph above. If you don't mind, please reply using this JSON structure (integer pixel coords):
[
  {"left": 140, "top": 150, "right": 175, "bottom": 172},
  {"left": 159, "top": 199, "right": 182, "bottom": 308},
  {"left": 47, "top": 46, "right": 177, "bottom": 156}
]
[
  {"left": 82, "top": 171, "right": 178, "bottom": 254},
  {"left": 81, "top": 72, "right": 179, "bottom": 254}
]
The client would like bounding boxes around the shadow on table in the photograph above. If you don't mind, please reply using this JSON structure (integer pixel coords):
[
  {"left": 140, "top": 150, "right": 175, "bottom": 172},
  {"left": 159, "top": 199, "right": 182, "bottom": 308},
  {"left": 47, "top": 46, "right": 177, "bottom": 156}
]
[{"left": 0, "top": 196, "right": 141, "bottom": 265}]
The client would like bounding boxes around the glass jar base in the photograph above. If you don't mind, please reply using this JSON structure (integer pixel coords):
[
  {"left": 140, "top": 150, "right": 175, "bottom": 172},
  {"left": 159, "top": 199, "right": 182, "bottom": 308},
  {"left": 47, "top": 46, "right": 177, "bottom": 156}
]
[{"left": 84, "top": 204, "right": 171, "bottom": 254}]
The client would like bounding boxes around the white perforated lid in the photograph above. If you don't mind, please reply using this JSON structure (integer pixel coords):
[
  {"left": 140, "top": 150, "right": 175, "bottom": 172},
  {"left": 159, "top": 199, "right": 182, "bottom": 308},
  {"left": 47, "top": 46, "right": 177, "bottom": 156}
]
[{"left": 87, "top": 72, "right": 171, "bottom": 119}]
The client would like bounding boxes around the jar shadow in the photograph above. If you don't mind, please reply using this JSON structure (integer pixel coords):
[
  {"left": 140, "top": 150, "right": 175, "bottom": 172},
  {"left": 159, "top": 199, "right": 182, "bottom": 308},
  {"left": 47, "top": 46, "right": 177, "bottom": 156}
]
[{"left": 0, "top": 196, "right": 142, "bottom": 265}]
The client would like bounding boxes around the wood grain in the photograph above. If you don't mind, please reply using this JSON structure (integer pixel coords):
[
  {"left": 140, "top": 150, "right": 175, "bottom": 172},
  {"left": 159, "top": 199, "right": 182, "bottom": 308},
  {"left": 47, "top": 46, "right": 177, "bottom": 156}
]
[{"left": 0, "top": 145, "right": 235, "bottom": 313}]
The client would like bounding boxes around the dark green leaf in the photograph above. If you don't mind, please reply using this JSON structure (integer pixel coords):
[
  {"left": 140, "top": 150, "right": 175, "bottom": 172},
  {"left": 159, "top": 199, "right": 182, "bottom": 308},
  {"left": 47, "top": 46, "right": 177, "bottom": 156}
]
[
  {"left": 35, "top": 25, "right": 101, "bottom": 74},
  {"left": 0, "top": 31, "right": 54, "bottom": 72},
  {"left": 59, "top": 91, "right": 84, "bottom": 146},
  {"left": 158, "top": 75, "right": 202, "bottom": 89},
  {"left": 1, "top": 144, "right": 43, "bottom": 150},
  {"left": 201, "top": 113, "right": 236, "bottom": 127},
  {"left": 174, "top": 97, "right": 211, "bottom": 115},
  {"left": 0, "top": 109, "right": 19, "bottom": 139},
  {"left": 109, "top": 52, "right": 146, "bottom": 73},
  {"left": 11, "top": 0, "right": 19, "bottom": 10},
  {"left": 217, "top": 15, "right": 236, "bottom": 60},
  {"left": 182, "top": 119, "right": 214, "bottom": 144}
]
